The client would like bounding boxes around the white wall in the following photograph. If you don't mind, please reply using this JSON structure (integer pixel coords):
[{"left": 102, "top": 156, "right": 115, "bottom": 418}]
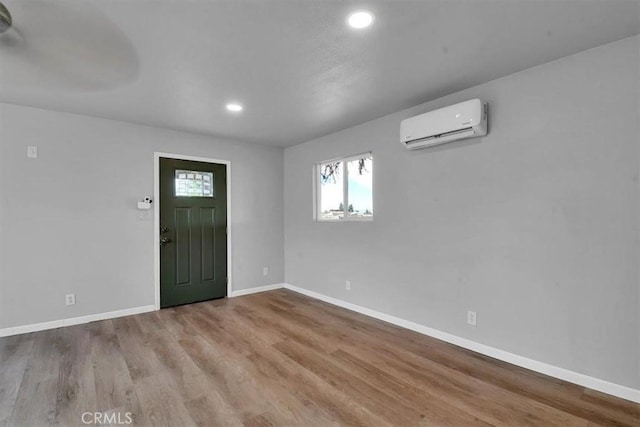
[
  {"left": 284, "top": 36, "right": 640, "bottom": 389},
  {"left": 0, "top": 104, "right": 284, "bottom": 329}
]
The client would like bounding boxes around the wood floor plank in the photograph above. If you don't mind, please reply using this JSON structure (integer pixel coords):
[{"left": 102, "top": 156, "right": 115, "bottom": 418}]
[
  {"left": 274, "top": 337, "right": 463, "bottom": 426},
  {"left": 279, "top": 289, "right": 632, "bottom": 425},
  {"left": 90, "top": 320, "right": 147, "bottom": 425},
  {"left": 9, "top": 330, "right": 63, "bottom": 427},
  {"left": 181, "top": 308, "right": 338, "bottom": 426},
  {"left": 145, "top": 326, "right": 244, "bottom": 426},
  {"left": 232, "top": 296, "right": 341, "bottom": 354},
  {"left": 1, "top": 289, "right": 638, "bottom": 426},
  {"left": 249, "top": 292, "right": 592, "bottom": 425},
  {"left": 132, "top": 373, "right": 197, "bottom": 427},
  {"left": 344, "top": 322, "right": 632, "bottom": 426},
  {"left": 53, "top": 325, "right": 98, "bottom": 426},
  {"left": 0, "top": 336, "right": 34, "bottom": 425},
  {"left": 334, "top": 346, "right": 585, "bottom": 426},
  {"left": 183, "top": 394, "right": 243, "bottom": 427},
  {"left": 198, "top": 302, "right": 392, "bottom": 427},
  {"left": 113, "top": 316, "right": 163, "bottom": 382},
  {"left": 178, "top": 333, "right": 289, "bottom": 424},
  {"left": 153, "top": 307, "right": 199, "bottom": 339},
  {"left": 285, "top": 305, "right": 589, "bottom": 425}
]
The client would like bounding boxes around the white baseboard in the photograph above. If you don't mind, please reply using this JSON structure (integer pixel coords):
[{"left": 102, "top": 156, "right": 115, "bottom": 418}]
[
  {"left": 0, "top": 305, "right": 156, "bottom": 338},
  {"left": 0, "top": 282, "right": 287, "bottom": 337},
  {"left": 229, "top": 283, "right": 285, "bottom": 298},
  {"left": 0, "top": 283, "right": 286, "bottom": 337},
  {"left": 283, "top": 283, "right": 640, "bottom": 404}
]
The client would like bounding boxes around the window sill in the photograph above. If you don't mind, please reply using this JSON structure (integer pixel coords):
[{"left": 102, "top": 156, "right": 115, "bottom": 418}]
[{"left": 316, "top": 217, "right": 374, "bottom": 223}]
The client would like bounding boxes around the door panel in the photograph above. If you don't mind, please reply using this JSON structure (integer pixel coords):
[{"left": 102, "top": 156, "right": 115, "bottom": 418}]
[
  {"left": 175, "top": 207, "right": 192, "bottom": 286},
  {"left": 200, "top": 207, "right": 216, "bottom": 282},
  {"left": 160, "top": 158, "right": 227, "bottom": 308}
]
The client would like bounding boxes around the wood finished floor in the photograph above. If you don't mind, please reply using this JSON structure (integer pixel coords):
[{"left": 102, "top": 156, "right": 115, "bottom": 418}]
[{"left": 1, "top": 289, "right": 638, "bottom": 427}]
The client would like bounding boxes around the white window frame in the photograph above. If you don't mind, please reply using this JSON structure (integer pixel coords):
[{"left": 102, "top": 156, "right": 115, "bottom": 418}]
[{"left": 315, "top": 151, "right": 373, "bottom": 222}]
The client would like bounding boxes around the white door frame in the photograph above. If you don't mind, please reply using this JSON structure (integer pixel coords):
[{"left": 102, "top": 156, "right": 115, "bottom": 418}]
[{"left": 153, "top": 152, "right": 232, "bottom": 310}]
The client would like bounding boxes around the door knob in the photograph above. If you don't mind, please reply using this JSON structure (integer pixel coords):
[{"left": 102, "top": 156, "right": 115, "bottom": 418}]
[
  {"left": 160, "top": 237, "right": 172, "bottom": 246},
  {"left": 160, "top": 227, "right": 169, "bottom": 234}
]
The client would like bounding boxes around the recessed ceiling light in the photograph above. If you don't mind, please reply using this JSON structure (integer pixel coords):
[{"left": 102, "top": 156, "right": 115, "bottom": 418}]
[
  {"left": 226, "top": 103, "right": 243, "bottom": 112},
  {"left": 347, "top": 10, "right": 374, "bottom": 29}
]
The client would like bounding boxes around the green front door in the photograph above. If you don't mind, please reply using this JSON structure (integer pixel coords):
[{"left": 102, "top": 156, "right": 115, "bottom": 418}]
[{"left": 160, "top": 158, "right": 227, "bottom": 308}]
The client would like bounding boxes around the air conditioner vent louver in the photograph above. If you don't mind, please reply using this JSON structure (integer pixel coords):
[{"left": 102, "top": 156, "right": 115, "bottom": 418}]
[{"left": 405, "top": 127, "right": 474, "bottom": 146}]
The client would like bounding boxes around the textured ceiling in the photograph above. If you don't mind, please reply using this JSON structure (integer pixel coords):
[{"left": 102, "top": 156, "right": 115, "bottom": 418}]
[{"left": 0, "top": 0, "right": 639, "bottom": 147}]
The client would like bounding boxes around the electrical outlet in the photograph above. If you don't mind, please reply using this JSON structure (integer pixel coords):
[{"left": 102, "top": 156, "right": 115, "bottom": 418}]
[
  {"left": 27, "top": 146, "right": 38, "bottom": 159},
  {"left": 263, "top": 267, "right": 269, "bottom": 276},
  {"left": 66, "top": 293, "right": 76, "bottom": 306},
  {"left": 345, "top": 280, "right": 351, "bottom": 291},
  {"left": 467, "top": 310, "right": 477, "bottom": 326}
]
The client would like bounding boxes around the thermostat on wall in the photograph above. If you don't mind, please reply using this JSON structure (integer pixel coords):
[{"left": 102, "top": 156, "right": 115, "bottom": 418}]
[{"left": 137, "top": 197, "right": 153, "bottom": 210}]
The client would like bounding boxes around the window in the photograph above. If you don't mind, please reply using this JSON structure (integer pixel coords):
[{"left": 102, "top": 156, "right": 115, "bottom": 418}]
[
  {"left": 175, "top": 170, "right": 214, "bottom": 197},
  {"left": 316, "top": 153, "right": 373, "bottom": 221}
]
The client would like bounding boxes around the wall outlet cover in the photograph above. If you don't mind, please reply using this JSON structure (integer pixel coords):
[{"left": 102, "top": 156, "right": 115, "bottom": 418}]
[
  {"left": 27, "top": 146, "right": 38, "bottom": 159},
  {"left": 66, "top": 293, "right": 76, "bottom": 306},
  {"left": 467, "top": 311, "right": 477, "bottom": 326}
]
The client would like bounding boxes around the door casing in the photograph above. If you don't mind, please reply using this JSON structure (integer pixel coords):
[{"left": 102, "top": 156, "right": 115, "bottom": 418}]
[{"left": 154, "top": 152, "right": 232, "bottom": 310}]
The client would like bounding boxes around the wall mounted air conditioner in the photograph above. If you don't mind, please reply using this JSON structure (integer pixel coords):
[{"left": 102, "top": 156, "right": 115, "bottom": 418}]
[{"left": 400, "top": 99, "right": 488, "bottom": 150}]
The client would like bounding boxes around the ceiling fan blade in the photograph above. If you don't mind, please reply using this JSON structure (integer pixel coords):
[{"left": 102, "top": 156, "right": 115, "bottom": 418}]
[
  {"left": 0, "top": 0, "right": 139, "bottom": 92},
  {"left": 0, "top": 1, "right": 11, "bottom": 33}
]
